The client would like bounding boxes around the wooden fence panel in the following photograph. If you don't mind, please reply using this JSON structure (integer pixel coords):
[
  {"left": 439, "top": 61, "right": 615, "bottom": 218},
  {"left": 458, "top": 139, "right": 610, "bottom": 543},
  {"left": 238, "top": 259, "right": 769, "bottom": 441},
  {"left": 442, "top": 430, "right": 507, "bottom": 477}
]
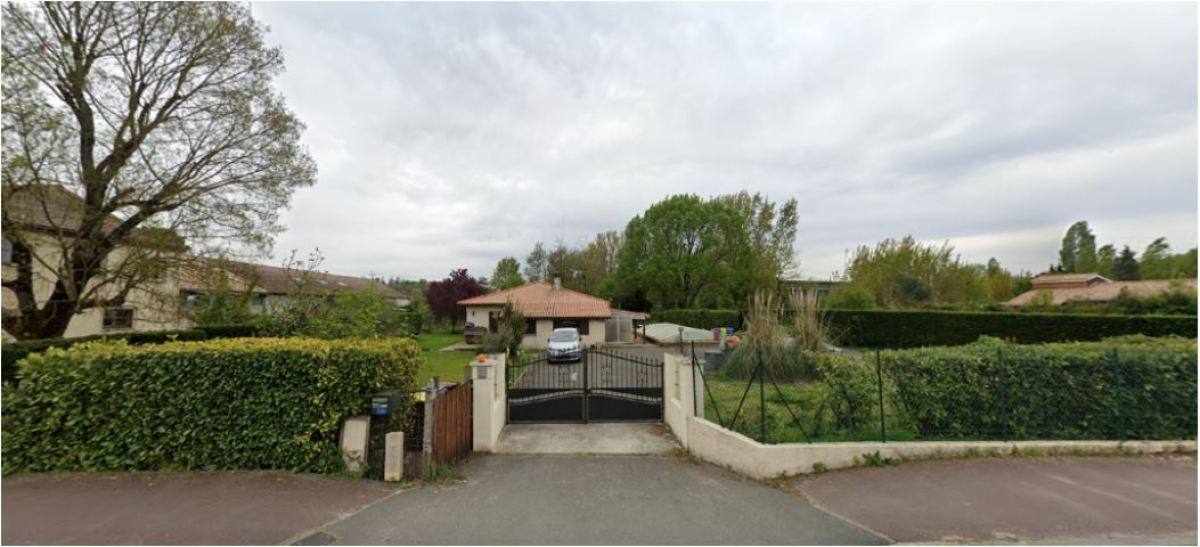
[{"left": 433, "top": 382, "right": 473, "bottom": 465}]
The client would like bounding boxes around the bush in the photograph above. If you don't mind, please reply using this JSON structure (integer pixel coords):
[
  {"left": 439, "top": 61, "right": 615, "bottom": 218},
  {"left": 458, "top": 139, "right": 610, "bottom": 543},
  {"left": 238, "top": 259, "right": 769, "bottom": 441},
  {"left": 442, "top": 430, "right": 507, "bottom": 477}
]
[
  {"left": 882, "top": 338, "right": 1197, "bottom": 440},
  {"left": 2, "top": 337, "right": 420, "bottom": 474},
  {"left": 194, "top": 324, "right": 260, "bottom": 338},
  {"left": 2, "top": 325, "right": 260, "bottom": 385},
  {"left": 827, "top": 309, "right": 1196, "bottom": 348},
  {"left": 656, "top": 309, "right": 741, "bottom": 330},
  {"left": 822, "top": 285, "right": 876, "bottom": 310}
]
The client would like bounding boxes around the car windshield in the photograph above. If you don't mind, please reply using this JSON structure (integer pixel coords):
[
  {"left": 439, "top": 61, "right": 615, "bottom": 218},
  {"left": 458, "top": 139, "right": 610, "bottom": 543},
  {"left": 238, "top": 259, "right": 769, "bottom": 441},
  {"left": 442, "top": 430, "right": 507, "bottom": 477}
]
[{"left": 550, "top": 330, "right": 579, "bottom": 342}]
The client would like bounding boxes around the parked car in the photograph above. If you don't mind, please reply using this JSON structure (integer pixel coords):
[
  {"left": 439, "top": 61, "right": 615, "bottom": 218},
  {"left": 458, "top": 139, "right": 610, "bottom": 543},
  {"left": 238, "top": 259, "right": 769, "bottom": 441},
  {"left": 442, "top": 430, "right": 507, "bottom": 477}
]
[{"left": 547, "top": 328, "right": 582, "bottom": 363}]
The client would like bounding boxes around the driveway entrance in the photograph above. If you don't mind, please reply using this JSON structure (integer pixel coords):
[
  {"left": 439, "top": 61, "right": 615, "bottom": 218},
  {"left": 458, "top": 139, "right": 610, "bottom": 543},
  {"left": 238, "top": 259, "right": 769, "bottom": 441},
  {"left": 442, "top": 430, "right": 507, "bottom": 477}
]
[
  {"left": 507, "top": 348, "right": 663, "bottom": 423},
  {"left": 496, "top": 423, "right": 679, "bottom": 455}
]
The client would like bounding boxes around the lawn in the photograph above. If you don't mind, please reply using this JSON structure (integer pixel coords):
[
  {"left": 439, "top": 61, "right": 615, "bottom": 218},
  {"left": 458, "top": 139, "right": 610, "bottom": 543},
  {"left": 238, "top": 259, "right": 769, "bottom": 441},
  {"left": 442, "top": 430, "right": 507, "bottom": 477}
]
[
  {"left": 700, "top": 372, "right": 916, "bottom": 444},
  {"left": 414, "top": 332, "right": 476, "bottom": 386}
]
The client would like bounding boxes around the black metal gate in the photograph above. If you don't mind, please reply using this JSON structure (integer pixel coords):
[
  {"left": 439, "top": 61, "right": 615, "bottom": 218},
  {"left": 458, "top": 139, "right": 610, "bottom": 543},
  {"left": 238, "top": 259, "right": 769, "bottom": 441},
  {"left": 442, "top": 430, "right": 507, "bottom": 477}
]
[{"left": 507, "top": 349, "right": 663, "bottom": 423}]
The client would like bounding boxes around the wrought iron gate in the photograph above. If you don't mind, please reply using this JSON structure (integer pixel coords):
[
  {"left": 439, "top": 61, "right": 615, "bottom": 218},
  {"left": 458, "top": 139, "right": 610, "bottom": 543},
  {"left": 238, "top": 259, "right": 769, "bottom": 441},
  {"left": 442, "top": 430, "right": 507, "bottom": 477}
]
[{"left": 507, "top": 349, "right": 663, "bottom": 423}]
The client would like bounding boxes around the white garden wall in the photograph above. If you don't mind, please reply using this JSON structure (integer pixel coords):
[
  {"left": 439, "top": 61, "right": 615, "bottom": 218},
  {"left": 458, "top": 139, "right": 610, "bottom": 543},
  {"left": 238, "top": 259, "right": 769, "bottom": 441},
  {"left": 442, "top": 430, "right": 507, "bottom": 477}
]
[{"left": 662, "top": 353, "right": 1196, "bottom": 480}]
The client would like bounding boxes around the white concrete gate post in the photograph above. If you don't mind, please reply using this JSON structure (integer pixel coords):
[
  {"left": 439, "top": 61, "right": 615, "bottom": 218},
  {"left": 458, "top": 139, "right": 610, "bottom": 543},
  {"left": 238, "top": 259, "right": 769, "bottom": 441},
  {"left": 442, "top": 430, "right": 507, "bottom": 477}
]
[{"left": 471, "top": 353, "right": 507, "bottom": 452}]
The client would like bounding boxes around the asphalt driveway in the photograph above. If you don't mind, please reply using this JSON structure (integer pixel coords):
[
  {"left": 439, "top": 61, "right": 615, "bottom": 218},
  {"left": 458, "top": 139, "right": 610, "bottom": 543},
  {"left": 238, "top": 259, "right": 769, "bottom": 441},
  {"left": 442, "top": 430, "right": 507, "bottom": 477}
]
[{"left": 314, "top": 454, "right": 887, "bottom": 545}]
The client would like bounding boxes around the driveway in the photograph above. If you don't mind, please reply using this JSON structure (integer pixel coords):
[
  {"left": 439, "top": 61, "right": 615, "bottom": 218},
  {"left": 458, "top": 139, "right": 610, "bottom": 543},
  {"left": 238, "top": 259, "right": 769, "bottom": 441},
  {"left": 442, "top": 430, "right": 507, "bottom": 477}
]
[
  {"left": 1, "top": 471, "right": 398, "bottom": 545},
  {"left": 792, "top": 455, "right": 1197, "bottom": 544},
  {"left": 314, "top": 454, "right": 887, "bottom": 545}
]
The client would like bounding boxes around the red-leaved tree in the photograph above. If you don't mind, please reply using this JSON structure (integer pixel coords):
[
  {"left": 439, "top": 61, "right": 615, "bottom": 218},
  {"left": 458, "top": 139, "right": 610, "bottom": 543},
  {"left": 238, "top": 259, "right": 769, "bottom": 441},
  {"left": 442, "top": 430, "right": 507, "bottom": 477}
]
[{"left": 425, "top": 269, "right": 485, "bottom": 324}]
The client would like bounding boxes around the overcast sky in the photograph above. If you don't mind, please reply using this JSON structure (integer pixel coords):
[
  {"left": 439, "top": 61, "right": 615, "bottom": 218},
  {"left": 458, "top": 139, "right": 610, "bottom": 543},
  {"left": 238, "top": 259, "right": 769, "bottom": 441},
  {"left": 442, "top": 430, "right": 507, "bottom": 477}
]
[{"left": 251, "top": 1, "right": 1197, "bottom": 282}]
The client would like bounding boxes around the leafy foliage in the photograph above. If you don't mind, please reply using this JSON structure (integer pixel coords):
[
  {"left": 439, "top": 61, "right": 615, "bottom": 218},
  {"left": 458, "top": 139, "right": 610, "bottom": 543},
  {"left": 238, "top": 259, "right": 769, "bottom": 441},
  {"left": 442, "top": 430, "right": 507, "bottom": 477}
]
[
  {"left": 490, "top": 257, "right": 525, "bottom": 290},
  {"left": 2, "top": 337, "right": 420, "bottom": 474},
  {"left": 655, "top": 309, "right": 742, "bottom": 330},
  {"left": 424, "top": 269, "right": 485, "bottom": 324},
  {"left": 844, "top": 236, "right": 991, "bottom": 308},
  {"left": 822, "top": 285, "right": 875, "bottom": 310},
  {"left": 883, "top": 337, "right": 1197, "bottom": 440},
  {"left": 827, "top": 309, "right": 1197, "bottom": 348}
]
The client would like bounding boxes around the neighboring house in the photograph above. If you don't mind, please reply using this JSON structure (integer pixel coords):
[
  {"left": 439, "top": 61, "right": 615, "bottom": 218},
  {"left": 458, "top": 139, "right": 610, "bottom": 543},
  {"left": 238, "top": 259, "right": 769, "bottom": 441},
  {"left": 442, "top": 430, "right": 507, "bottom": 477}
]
[
  {"left": 180, "top": 259, "right": 409, "bottom": 314},
  {"left": 458, "top": 279, "right": 611, "bottom": 349},
  {"left": 1005, "top": 273, "right": 1197, "bottom": 307},
  {"left": 2, "top": 185, "right": 190, "bottom": 340},
  {"left": 3, "top": 185, "right": 406, "bottom": 341}
]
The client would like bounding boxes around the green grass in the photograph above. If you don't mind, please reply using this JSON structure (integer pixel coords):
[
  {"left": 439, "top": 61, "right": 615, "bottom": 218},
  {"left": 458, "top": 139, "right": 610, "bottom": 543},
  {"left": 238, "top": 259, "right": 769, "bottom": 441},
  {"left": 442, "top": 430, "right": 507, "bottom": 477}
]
[
  {"left": 413, "top": 332, "right": 475, "bottom": 385},
  {"left": 701, "top": 373, "right": 917, "bottom": 444}
]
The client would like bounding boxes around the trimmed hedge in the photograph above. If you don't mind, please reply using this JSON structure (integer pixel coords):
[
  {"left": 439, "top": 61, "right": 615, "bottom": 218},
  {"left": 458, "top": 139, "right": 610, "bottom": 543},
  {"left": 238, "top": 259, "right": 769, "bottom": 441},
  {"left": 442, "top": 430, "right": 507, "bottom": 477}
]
[
  {"left": 827, "top": 309, "right": 1197, "bottom": 348},
  {"left": 1, "top": 324, "right": 260, "bottom": 385},
  {"left": 2, "top": 337, "right": 419, "bottom": 474},
  {"left": 882, "top": 338, "right": 1197, "bottom": 440},
  {"left": 656, "top": 309, "right": 742, "bottom": 330}
]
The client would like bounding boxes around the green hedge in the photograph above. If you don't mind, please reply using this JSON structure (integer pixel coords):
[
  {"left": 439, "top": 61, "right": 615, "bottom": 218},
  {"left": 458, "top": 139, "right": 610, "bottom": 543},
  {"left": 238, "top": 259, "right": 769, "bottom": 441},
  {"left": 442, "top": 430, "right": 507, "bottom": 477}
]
[
  {"left": 827, "top": 310, "right": 1197, "bottom": 348},
  {"left": 882, "top": 338, "right": 1197, "bottom": 440},
  {"left": 656, "top": 309, "right": 742, "bottom": 330},
  {"left": 1, "top": 324, "right": 260, "bottom": 385},
  {"left": 2, "top": 337, "right": 419, "bottom": 474}
]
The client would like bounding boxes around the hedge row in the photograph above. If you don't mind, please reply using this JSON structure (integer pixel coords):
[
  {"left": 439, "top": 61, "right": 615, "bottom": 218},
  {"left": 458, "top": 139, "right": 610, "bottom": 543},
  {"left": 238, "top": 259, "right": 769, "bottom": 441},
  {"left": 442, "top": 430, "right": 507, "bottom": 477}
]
[
  {"left": 1, "top": 324, "right": 259, "bottom": 385},
  {"left": 1, "top": 337, "right": 419, "bottom": 474},
  {"left": 827, "top": 310, "right": 1197, "bottom": 348},
  {"left": 882, "top": 337, "right": 1197, "bottom": 440},
  {"left": 655, "top": 309, "right": 742, "bottom": 330}
]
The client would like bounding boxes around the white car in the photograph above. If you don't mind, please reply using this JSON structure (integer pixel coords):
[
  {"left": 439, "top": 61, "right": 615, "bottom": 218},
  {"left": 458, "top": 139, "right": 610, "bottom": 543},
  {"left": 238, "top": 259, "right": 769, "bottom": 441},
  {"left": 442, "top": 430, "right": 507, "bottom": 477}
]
[{"left": 547, "top": 328, "right": 582, "bottom": 363}]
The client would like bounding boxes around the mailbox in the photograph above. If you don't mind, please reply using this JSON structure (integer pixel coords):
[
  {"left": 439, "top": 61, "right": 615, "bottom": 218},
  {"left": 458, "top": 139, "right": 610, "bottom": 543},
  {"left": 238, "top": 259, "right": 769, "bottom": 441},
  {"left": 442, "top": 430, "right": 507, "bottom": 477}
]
[{"left": 370, "top": 390, "right": 405, "bottom": 417}]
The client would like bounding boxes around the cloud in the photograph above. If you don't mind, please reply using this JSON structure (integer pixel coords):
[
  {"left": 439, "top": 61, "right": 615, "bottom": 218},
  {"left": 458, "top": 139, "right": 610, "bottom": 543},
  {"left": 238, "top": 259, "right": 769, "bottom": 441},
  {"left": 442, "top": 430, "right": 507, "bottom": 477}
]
[{"left": 251, "top": 1, "right": 1197, "bottom": 281}]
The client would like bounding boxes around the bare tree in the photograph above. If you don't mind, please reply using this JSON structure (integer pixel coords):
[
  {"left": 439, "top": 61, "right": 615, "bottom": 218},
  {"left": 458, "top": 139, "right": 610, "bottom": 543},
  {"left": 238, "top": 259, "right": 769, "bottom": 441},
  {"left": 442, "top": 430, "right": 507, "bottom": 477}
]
[{"left": 2, "top": 2, "right": 316, "bottom": 339}]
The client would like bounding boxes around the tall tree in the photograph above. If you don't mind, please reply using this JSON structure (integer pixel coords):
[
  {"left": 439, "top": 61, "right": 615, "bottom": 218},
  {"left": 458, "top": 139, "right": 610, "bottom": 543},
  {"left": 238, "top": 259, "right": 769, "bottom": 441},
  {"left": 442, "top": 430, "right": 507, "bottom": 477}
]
[
  {"left": 490, "top": 257, "right": 524, "bottom": 290},
  {"left": 1096, "top": 244, "right": 1117, "bottom": 278},
  {"left": 1139, "top": 237, "right": 1173, "bottom": 279},
  {"left": 1112, "top": 246, "right": 1140, "bottom": 281},
  {"left": 716, "top": 191, "right": 799, "bottom": 299},
  {"left": 609, "top": 194, "right": 749, "bottom": 309},
  {"left": 1058, "top": 221, "right": 1097, "bottom": 273},
  {"left": 425, "top": 269, "right": 485, "bottom": 324},
  {"left": 2, "top": 2, "right": 315, "bottom": 339},
  {"left": 523, "top": 242, "right": 548, "bottom": 282}
]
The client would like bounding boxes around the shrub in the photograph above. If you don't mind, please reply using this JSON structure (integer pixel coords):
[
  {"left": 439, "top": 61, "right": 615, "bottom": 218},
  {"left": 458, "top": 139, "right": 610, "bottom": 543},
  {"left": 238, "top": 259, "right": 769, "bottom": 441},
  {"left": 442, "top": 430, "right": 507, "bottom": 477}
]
[
  {"left": 822, "top": 285, "right": 875, "bottom": 310},
  {"left": 655, "top": 309, "right": 741, "bottom": 330},
  {"left": 882, "top": 338, "right": 1197, "bottom": 440},
  {"left": 827, "top": 309, "right": 1196, "bottom": 348},
  {"left": 194, "top": 324, "right": 259, "bottom": 338},
  {"left": 2, "top": 337, "right": 420, "bottom": 474},
  {"left": 1, "top": 325, "right": 260, "bottom": 385}
]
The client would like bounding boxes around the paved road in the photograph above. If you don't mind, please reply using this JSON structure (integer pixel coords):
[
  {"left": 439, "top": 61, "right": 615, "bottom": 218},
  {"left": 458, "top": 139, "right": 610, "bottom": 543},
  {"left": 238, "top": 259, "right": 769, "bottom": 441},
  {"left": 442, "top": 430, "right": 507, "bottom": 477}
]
[
  {"left": 792, "top": 455, "right": 1197, "bottom": 544},
  {"left": 1, "top": 471, "right": 397, "bottom": 545},
  {"left": 315, "top": 455, "right": 887, "bottom": 545}
]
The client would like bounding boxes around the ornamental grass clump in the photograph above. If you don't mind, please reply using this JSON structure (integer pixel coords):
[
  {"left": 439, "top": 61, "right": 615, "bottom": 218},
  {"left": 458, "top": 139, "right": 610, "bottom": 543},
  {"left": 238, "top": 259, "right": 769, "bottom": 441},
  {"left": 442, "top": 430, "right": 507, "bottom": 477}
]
[{"left": 2, "top": 337, "right": 421, "bottom": 474}]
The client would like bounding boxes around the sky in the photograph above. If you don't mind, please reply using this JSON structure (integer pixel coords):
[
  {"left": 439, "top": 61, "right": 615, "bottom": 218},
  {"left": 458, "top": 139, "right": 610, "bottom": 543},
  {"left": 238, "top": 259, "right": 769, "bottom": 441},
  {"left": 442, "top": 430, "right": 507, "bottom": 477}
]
[{"left": 251, "top": 1, "right": 1198, "bottom": 282}]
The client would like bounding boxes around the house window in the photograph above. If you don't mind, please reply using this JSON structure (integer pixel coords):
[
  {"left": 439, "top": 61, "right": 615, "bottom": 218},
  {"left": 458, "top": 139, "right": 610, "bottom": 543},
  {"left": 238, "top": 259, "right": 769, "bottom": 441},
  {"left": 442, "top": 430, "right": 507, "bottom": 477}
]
[
  {"left": 103, "top": 308, "right": 134, "bottom": 330},
  {"left": 525, "top": 319, "right": 537, "bottom": 335},
  {"left": 552, "top": 318, "right": 588, "bottom": 335},
  {"left": 2, "top": 238, "right": 12, "bottom": 264}
]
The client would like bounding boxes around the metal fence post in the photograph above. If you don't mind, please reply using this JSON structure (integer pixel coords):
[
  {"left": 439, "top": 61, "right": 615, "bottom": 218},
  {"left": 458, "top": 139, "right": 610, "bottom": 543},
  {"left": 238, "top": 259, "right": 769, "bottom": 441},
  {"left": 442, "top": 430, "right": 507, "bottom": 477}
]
[
  {"left": 875, "top": 349, "right": 886, "bottom": 443},
  {"left": 691, "top": 342, "right": 699, "bottom": 417}
]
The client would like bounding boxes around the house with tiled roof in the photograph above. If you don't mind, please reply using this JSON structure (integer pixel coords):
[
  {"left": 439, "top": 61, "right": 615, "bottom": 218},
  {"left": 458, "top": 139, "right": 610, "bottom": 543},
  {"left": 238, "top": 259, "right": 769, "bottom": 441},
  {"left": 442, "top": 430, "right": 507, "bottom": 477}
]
[
  {"left": 1005, "top": 273, "right": 1197, "bottom": 307},
  {"left": 458, "top": 278, "right": 612, "bottom": 348}
]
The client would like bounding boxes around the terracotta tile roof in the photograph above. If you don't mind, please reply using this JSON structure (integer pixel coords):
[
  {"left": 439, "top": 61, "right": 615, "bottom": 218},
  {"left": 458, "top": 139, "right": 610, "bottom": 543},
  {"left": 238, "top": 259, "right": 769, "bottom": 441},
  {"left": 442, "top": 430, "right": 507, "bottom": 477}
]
[
  {"left": 458, "top": 281, "right": 612, "bottom": 318},
  {"left": 1006, "top": 278, "right": 1197, "bottom": 306}
]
